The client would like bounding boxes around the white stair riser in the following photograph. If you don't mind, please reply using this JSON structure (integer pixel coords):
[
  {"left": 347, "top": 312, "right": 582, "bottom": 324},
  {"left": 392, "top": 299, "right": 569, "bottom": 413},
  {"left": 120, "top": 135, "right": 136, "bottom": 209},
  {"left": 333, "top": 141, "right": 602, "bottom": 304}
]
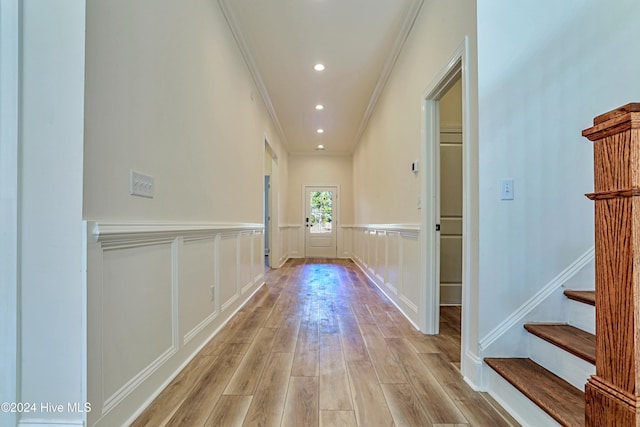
[
  {"left": 486, "top": 368, "right": 562, "bottom": 427},
  {"left": 528, "top": 334, "right": 595, "bottom": 390},
  {"left": 566, "top": 299, "right": 595, "bottom": 335}
]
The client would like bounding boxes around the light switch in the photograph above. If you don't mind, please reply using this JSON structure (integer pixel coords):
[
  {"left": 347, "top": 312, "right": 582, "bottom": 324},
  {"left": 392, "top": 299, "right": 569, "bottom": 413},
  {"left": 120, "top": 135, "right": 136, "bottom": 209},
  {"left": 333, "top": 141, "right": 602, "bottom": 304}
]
[
  {"left": 130, "top": 170, "right": 154, "bottom": 198},
  {"left": 500, "top": 179, "right": 514, "bottom": 200}
]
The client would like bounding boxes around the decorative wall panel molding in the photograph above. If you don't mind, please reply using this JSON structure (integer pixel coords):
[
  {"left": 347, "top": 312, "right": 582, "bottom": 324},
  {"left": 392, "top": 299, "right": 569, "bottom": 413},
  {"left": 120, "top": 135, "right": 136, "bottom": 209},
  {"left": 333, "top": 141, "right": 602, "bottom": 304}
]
[
  {"left": 282, "top": 224, "right": 304, "bottom": 259},
  {"left": 276, "top": 225, "right": 296, "bottom": 266},
  {"left": 350, "top": 224, "right": 421, "bottom": 329},
  {"left": 87, "top": 222, "right": 265, "bottom": 427}
]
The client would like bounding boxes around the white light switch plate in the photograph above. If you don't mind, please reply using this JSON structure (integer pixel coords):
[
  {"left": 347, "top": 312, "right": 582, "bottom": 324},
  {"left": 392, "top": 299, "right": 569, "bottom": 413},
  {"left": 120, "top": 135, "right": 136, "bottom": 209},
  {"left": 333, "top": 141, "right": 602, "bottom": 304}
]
[
  {"left": 500, "top": 179, "right": 514, "bottom": 200},
  {"left": 130, "top": 170, "right": 154, "bottom": 198}
]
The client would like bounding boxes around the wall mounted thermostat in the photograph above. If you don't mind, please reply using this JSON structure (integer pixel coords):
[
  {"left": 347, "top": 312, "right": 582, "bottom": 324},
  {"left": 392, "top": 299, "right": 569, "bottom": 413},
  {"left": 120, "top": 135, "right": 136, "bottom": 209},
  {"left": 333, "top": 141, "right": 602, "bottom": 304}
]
[{"left": 411, "top": 160, "right": 419, "bottom": 173}]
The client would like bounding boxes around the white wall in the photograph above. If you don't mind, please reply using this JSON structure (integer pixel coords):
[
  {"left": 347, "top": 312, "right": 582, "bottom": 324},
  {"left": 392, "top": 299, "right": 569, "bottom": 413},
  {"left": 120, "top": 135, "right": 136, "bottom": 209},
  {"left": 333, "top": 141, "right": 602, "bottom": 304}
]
[
  {"left": 84, "top": 0, "right": 285, "bottom": 223},
  {"left": 352, "top": 0, "right": 478, "bottom": 377},
  {"left": 476, "top": 0, "right": 640, "bottom": 341},
  {"left": 83, "top": 0, "right": 287, "bottom": 425},
  {"left": 0, "top": 1, "right": 19, "bottom": 425},
  {"left": 287, "top": 154, "right": 354, "bottom": 258},
  {"left": 19, "top": 1, "right": 87, "bottom": 425},
  {"left": 354, "top": 0, "right": 477, "bottom": 226}
]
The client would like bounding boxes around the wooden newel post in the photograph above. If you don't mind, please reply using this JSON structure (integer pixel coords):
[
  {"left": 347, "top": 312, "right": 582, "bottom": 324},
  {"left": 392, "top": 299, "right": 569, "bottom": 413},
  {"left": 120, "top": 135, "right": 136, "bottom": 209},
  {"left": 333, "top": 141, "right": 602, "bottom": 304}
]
[{"left": 583, "top": 103, "right": 640, "bottom": 426}]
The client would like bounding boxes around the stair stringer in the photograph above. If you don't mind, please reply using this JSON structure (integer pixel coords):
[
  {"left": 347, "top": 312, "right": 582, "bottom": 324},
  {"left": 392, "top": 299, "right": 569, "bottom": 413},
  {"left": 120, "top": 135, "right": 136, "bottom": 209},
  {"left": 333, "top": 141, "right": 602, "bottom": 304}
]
[
  {"left": 478, "top": 247, "right": 594, "bottom": 424},
  {"left": 479, "top": 286, "right": 566, "bottom": 374},
  {"left": 478, "top": 246, "right": 594, "bottom": 379}
]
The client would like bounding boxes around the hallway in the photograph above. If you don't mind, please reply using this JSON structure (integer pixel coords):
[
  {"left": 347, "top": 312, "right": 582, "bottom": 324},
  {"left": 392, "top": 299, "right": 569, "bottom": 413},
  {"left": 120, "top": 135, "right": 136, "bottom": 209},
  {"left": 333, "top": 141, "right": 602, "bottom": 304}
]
[{"left": 132, "top": 259, "right": 518, "bottom": 426}]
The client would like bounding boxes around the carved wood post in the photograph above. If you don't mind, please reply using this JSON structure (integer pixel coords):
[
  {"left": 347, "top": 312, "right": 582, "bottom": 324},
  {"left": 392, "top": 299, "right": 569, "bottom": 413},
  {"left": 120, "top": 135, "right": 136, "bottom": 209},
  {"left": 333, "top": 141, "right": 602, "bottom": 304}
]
[{"left": 583, "top": 103, "right": 640, "bottom": 426}]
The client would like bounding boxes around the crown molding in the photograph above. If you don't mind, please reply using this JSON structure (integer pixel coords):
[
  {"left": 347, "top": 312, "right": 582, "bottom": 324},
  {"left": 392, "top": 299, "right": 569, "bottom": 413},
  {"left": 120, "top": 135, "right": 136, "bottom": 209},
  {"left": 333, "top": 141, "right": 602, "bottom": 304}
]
[
  {"left": 217, "top": 0, "right": 289, "bottom": 149},
  {"left": 218, "top": 0, "right": 423, "bottom": 155},
  {"left": 351, "top": 0, "right": 425, "bottom": 151}
]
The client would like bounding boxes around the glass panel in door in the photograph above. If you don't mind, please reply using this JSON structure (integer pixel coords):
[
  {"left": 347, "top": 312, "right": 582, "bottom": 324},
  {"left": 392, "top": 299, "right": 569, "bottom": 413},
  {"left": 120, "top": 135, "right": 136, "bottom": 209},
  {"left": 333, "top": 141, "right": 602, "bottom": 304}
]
[{"left": 305, "top": 187, "right": 337, "bottom": 258}]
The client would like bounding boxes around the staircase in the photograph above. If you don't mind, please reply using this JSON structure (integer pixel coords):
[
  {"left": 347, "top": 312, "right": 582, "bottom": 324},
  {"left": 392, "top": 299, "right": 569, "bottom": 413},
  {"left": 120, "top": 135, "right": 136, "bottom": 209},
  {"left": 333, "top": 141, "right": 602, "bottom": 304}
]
[
  {"left": 485, "top": 290, "right": 595, "bottom": 426},
  {"left": 485, "top": 103, "right": 640, "bottom": 426}
]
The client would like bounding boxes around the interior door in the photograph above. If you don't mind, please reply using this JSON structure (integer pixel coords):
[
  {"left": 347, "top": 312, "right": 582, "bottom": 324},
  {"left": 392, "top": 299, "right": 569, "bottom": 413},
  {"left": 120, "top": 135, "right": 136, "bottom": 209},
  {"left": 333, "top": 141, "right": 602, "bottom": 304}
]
[{"left": 304, "top": 186, "right": 337, "bottom": 258}]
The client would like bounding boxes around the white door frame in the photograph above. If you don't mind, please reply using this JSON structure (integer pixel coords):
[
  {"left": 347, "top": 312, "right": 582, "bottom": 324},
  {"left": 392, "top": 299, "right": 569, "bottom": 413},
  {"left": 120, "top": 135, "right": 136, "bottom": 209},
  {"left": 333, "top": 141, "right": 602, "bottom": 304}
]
[
  {"left": 303, "top": 184, "right": 339, "bottom": 258},
  {"left": 420, "top": 37, "right": 476, "bottom": 381},
  {"left": 264, "top": 175, "right": 270, "bottom": 256},
  {"left": 0, "top": 1, "right": 19, "bottom": 424},
  {"left": 264, "top": 138, "right": 276, "bottom": 267}
]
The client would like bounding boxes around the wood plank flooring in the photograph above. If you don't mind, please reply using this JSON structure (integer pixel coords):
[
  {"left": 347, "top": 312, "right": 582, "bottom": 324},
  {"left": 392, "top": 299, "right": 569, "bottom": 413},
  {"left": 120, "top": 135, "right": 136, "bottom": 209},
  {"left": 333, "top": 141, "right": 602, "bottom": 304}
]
[{"left": 132, "top": 258, "right": 519, "bottom": 427}]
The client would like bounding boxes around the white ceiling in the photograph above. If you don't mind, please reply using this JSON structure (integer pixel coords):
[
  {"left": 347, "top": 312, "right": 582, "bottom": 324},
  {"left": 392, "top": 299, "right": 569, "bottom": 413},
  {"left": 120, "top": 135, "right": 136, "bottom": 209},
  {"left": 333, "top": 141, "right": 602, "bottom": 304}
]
[{"left": 219, "top": 0, "right": 424, "bottom": 154}]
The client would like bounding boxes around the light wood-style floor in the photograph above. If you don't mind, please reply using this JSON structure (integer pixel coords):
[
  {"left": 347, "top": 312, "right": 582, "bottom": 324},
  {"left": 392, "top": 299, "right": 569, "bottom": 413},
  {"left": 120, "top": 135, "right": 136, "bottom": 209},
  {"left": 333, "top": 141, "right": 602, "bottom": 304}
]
[{"left": 132, "top": 259, "right": 519, "bottom": 427}]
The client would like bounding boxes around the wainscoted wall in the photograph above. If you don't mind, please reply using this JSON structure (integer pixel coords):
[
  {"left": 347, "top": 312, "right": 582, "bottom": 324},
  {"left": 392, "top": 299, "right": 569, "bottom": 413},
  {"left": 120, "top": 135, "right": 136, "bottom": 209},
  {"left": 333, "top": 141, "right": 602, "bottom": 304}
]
[
  {"left": 349, "top": 225, "right": 422, "bottom": 329},
  {"left": 339, "top": 225, "right": 353, "bottom": 259},
  {"left": 281, "top": 224, "right": 352, "bottom": 260},
  {"left": 278, "top": 225, "right": 302, "bottom": 264},
  {"left": 86, "top": 222, "right": 265, "bottom": 427}
]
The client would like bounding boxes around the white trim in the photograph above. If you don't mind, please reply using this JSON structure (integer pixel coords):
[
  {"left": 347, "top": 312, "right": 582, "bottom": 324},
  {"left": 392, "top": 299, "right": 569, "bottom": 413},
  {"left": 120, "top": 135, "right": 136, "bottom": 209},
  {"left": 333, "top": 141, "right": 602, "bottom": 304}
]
[
  {"left": 352, "top": 224, "right": 420, "bottom": 232},
  {"left": 88, "top": 221, "right": 266, "bottom": 425},
  {"left": 122, "top": 282, "right": 266, "bottom": 427},
  {"left": 217, "top": 0, "right": 288, "bottom": 147},
  {"left": 421, "top": 39, "right": 467, "bottom": 335},
  {"left": 479, "top": 246, "right": 595, "bottom": 351},
  {"left": 529, "top": 333, "right": 595, "bottom": 390},
  {"left": 102, "top": 345, "right": 178, "bottom": 415},
  {"left": 462, "top": 351, "right": 483, "bottom": 391},
  {"left": 183, "top": 311, "right": 219, "bottom": 346},
  {"left": 353, "top": 256, "right": 421, "bottom": 331},
  {"left": 218, "top": 0, "right": 424, "bottom": 154},
  {"left": 303, "top": 185, "right": 339, "bottom": 258},
  {"left": 352, "top": 0, "right": 425, "bottom": 150},
  {"left": 91, "top": 222, "right": 263, "bottom": 244},
  {"left": 421, "top": 38, "right": 477, "bottom": 388},
  {"left": 398, "top": 295, "right": 418, "bottom": 313},
  {"left": 17, "top": 420, "right": 84, "bottom": 427},
  {"left": 351, "top": 225, "right": 422, "bottom": 326},
  {"left": 0, "top": 1, "right": 19, "bottom": 425},
  {"left": 288, "top": 151, "right": 352, "bottom": 157}
]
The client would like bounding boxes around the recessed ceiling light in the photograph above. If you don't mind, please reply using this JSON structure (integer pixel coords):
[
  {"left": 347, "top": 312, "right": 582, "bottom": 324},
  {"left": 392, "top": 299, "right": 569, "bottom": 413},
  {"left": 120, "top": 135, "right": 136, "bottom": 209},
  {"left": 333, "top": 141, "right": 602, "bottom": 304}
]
[
  {"left": 315, "top": 104, "right": 324, "bottom": 110},
  {"left": 316, "top": 144, "right": 325, "bottom": 150},
  {"left": 317, "top": 128, "right": 324, "bottom": 134},
  {"left": 314, "top": 63, "right": 325, "bottom": 71}
]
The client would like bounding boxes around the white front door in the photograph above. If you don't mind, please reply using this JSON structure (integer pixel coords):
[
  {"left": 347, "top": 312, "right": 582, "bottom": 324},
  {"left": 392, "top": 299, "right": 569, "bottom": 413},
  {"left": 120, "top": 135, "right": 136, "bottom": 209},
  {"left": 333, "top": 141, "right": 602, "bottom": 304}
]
[{"left": 304, "top": 186, "right": 337, "bottom": 258}]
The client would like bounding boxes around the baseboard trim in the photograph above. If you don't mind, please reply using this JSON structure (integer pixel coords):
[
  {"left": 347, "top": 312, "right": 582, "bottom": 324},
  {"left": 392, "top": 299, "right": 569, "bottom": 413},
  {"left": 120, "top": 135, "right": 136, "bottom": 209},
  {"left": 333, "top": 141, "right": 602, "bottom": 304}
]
[
  {"left": 351, "top": 256, "right": 421, "bottom": 331},
  {"left": 18, "top": 419, "right": 84, "bottom": 427},
  {"left": 462, "top": 350, "right": 483, "bottom": 390},
  {"left": 123, "top": 281, "right": 266, "bottom": 426}
]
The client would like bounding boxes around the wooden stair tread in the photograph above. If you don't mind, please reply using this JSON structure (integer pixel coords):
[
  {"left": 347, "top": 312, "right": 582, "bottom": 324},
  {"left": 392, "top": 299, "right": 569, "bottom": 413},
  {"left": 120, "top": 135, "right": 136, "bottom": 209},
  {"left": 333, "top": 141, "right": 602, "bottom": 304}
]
[
  {"left": 485, "top": 358, "right": 584, "bottom": 427},
  {"left": 524, "top": 323, "right": 595, "bottom": 364},
  {"left": 563, "top": 290, "right": 595, "bottom": 306}
]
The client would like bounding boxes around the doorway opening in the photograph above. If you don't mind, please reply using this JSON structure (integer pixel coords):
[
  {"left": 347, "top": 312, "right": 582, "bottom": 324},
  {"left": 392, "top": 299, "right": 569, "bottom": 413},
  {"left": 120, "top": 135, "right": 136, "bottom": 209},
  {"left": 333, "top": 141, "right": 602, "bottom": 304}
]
[
  {"left": 304, "top": 185, "right": 338, "bottom": 258},
  {"left": 264, "top": 175, "right": 271, "bottom": 268},
  {"left": 438, "top": 78, "right": 463, "bottom": 308},
  {"left": 421, "top": 38, "right": 475, "bottom": 381},
  {"left": 264, "top": 140, "right": 274, "bottom": 269}
]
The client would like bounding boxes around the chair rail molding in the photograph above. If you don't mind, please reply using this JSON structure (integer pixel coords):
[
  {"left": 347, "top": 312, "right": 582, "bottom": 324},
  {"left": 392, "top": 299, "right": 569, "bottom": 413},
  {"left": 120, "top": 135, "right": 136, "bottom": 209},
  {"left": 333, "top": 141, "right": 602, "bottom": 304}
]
[
  {"left": 351, "top": 224, "right": 421, "bottom": 330},
  {"left": 86, "top": 221, "right": 265, "bottom": 427}
]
